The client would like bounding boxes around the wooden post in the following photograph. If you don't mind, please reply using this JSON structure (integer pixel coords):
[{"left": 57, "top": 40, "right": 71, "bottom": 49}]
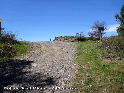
[{"left": 0, "top": 19, "right": 1, "bottom": 36}]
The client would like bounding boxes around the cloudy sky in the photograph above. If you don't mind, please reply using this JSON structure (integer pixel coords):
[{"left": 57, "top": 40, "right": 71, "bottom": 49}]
[
  {"left": 0, "top": 0, "right": 123, "bottom": 41},
  {"left": 106, "top": 24, "right": 120, "bottom": 32}
]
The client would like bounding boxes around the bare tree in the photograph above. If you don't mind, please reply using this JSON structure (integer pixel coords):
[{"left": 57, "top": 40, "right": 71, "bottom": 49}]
[
  {"left": 88, "top": 21, "right": 107, "bottom": 42},
  {"left": 76, "top": 33, "right": 80, "bottom": 37}
]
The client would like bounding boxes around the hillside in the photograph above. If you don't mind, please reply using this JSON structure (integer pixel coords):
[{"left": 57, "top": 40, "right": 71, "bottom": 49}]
[{"left": 73, "top": 41, "right": 124, "bottom": 93}]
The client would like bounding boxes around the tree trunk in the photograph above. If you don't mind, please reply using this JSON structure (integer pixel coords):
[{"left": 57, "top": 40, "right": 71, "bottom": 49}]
[{"left": 0, "top": 20, "right": 1, "bottom": 36}]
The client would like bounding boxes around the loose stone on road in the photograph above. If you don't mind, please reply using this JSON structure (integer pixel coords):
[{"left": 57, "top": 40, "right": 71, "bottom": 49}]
[{"left": 1, "top": 41, "right": 77, "bottom": 93}]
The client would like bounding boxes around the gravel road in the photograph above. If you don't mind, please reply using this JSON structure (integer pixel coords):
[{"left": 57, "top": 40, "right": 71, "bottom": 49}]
[{"left": 1, "top": 41, "right": 77, "bottom": 93}]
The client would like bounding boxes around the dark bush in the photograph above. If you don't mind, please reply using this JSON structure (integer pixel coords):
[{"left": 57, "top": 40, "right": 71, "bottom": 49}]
[
  {"left": 87, "top": 37, "right": 99, "bottom": 41},
  {"left": 76, "top": 37, "right": 86, "bottom": 42}
]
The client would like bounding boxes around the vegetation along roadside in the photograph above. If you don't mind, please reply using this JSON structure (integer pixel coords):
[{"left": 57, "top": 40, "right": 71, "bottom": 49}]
[
  {"left": 0, "top": 31, "right": 30, "bottom": 62},
  {"left": 72, "top": 37, "right": 124, "bottom": 93}
]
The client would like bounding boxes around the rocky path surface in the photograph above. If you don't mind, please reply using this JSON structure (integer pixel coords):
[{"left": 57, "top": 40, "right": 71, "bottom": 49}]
[{"left": 1, "top": 41, "right": 77, "bottom": 93}]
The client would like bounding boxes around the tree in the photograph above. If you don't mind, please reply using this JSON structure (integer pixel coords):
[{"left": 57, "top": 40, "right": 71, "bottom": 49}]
[
  {"left": 76, "top": 32, "right": 84, "bottom": 37},
  {"left": 76, "top": 33, "right": 80, "bottom": 37},
  {"left": 88, "top": 21, "right": 107, "bottom": 41},
  {"left": 80, "top": 32, "right": 84, "bottom": 37},
  {"left": 115, "top": 5, "right": 124, "bottom": 37}
]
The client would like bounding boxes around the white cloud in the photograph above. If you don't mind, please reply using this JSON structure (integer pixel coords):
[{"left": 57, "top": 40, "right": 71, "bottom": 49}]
[{"left": 105, "top": 24, "right": 120, "bottom": 32}]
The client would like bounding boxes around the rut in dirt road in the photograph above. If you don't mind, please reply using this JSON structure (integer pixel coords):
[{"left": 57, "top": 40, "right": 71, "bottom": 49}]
[{"left": 0, "top": 41, "right": 77, "bottom": 93}]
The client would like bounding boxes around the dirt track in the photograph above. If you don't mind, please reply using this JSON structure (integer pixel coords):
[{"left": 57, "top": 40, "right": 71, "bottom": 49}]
[{"left": 0, "top": 41, "right": 77, "bottom": 93}]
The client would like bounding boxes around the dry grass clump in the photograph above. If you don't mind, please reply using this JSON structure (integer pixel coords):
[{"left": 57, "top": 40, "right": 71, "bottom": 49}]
[{"left": 101, "top": 36, "right": 124, "bottom": 60}]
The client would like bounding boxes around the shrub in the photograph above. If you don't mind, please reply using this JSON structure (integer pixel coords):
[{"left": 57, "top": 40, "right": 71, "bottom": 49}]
[
  {"left": 76, "top": 37, "right": 99, "bottom": 42},
  {"left": 76, "top": 37, "right": 86, "bottom": 42},
  {"left": 0, "top": 31, "right": 18, "bottom": 44},
  {"left": 0, "top": 31, "right": 29, "bottom": 62},
  {"left": 101, "top": 36, "right": 124, "bottom": 59},
  {"left": 0, "top": 44, "right": 17, "bottom": 62},
  {"left": 86, "top": 37, "right": 99, "bottom": 41}
]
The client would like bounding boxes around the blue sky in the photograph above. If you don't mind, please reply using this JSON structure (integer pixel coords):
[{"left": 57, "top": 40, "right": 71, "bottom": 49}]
[{"left": 0, "top": 0, "right": 124, "bottom": 41}]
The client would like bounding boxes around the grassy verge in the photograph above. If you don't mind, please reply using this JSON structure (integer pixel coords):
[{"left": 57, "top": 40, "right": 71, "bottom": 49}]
[
  {"left": 73, "top": 41, "right": 124, "bottom": 93},
  {"left": 13, "top": 41, "right": 31, "bottom": 58}
]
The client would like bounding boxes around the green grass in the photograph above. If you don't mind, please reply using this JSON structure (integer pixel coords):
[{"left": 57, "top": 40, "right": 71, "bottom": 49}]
[
  {"left": 13, "top": 41, "right": 31, "bottom": 57},
  {"left": 73, "top": 41, "right": 124, "bottom": 93},
  {"left": 0, "top": 41, "right": 30, "bottom": 62}
]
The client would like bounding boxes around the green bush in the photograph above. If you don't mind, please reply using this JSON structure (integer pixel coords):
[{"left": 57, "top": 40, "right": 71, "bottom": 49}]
[
  {"left": 101, "top": 36, "right": 124, "bottom": 59},
  {"left": 0, "top": 32, "right": 18, "bottom": 44},
  {"left": 0, "top": 31, "right": 30, "bottom": 62}
]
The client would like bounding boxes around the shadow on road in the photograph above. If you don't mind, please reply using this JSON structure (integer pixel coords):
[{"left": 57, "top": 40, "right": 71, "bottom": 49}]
[{"left": 0, "top": 60, "right": 58, "bottom": 93}]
